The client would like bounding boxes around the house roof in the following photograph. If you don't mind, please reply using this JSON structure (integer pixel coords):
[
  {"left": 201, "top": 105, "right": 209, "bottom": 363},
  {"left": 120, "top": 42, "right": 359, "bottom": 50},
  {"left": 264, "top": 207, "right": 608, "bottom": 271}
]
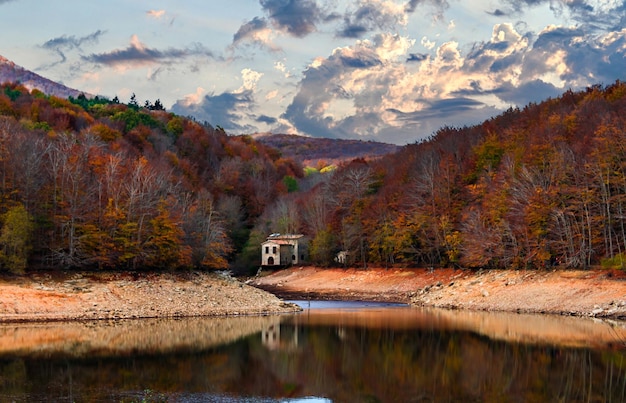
[
  {"left": 262, "top": 239, "right": 297, "bottom": 246},
  {"left": 266, "top": 233, "right": 304, "bottom": 241}
]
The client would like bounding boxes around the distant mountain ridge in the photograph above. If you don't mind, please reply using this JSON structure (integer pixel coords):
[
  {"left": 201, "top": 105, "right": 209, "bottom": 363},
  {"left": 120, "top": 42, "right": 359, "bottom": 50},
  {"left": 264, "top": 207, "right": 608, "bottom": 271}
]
[
  {"left": 0, "top": 54, "right": 88, "bottom": 99},
  {"left": 0, "top": 54, "right": 398, "bottom": 168},
  {"left": 252, "top": 133, "right": 400, "bottom": 167}
]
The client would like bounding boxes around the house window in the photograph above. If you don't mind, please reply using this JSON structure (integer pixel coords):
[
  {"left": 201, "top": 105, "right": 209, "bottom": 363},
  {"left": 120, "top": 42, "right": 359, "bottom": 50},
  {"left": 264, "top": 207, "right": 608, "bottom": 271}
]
[
  {"left": 273, "top": 246, "right": 277, "bottom": 254},
  {"left": 292, "top": 255, "right": 296, "bottom": 261},
  {"left": 265, "top": 246, "right": 269, "bottom": 254}
]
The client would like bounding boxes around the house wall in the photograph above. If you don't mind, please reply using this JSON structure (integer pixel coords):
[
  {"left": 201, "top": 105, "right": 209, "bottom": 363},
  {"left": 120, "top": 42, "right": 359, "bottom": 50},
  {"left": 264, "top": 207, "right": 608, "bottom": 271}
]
[
  {"left": 279, "top": 244, "right": 294, "bottom": 265},
  {"left": 262, "top": 242, "right": 280, "bottom": 266},
  {"left": 261, "top": 236, "right": 309, "bottom": 266}
]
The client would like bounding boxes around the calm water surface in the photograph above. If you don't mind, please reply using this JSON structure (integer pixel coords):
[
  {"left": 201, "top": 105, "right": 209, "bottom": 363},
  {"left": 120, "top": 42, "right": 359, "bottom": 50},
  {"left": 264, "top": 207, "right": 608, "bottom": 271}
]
[{"left": 0, "top": 302, "right": 624, "bottom": 402}]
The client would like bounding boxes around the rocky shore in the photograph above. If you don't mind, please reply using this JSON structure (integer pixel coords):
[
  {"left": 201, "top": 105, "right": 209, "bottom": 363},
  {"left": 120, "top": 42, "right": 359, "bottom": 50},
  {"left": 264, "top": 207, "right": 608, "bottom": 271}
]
[
  {"left": 0, "top": 271, "right": 300, "bottom": 322},
  {"left": 251, "top": 266, "right": 626, "bottom": 320},
  {"left": 1, "top": 266, "right": 625, "bottom": 323}
]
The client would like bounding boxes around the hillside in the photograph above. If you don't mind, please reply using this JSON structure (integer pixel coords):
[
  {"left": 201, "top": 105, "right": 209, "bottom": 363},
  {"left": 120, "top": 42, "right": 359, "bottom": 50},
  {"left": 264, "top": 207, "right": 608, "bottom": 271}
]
[
  {"left": 0, "top": 54, "right": 87, "bottom": 99},
  {"left": 251, "top": 133, "right": 399, "bottom": 167},
  {"left": 0, "top": 79, "right": 302, "bottom": 274},
  {"left": 2, "top": 51, "right": 626, "bottom": 276},
  {"left": 289, "top": 81, "right": 626, "bottom": 272}
]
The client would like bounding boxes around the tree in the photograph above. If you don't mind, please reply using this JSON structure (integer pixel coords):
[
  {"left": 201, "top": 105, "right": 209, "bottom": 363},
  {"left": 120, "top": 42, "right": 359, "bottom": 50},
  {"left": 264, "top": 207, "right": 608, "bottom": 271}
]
[
  {"left": 309, "top": 227, "right": 336, "bottom": 266},
  {"left": 267, "top": 197, "right": 300, "bottom": 235},
  {"left": 0, "top": 204, "right": 34, "bottom": 273},
  {"left": 143, "top": 200, "right": 191, "bottom": 269},
  {"left": 129, "top": 93, "right": 139, "bottom": 109},
  {"left": 152, "top": 99, "right": 165, "bottom": 111},
  {"left": 183, "top": 190, "right": 232, "bottom": 270},
  {"left": 283, "top": 175, "right": 298, "bottom": 192}
]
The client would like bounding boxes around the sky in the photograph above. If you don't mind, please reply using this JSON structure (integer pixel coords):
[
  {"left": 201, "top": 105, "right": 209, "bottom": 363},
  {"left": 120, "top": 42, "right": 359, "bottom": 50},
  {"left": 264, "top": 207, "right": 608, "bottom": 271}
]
[{"left": 1, "top": 1, "right": 625, "bottom": 145}]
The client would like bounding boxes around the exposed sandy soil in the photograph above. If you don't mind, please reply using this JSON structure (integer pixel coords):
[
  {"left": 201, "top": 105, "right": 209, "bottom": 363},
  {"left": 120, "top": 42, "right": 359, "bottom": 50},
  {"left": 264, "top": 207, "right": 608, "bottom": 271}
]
[
  {"left": 0, "top": 271, "right": 300, "bottom": 322},
  {"left": 1, "top": 266, "right": 625, "bottom": 324},
  {"left": 250, "top": 266, "right": 626, "bottom": 320}
]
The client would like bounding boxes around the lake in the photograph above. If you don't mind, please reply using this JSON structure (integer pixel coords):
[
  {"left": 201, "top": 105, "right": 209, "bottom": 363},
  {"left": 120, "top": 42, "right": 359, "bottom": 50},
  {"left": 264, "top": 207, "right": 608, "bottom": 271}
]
[{"left": 0, "top": 302, "right": 624, "bottom": 402}]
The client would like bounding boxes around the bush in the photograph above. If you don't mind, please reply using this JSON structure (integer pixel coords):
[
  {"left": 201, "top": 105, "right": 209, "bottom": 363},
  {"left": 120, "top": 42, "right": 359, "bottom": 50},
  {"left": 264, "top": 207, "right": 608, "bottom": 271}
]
[{"left": 601, "top": 254, "right": 626, "bottom": 270}]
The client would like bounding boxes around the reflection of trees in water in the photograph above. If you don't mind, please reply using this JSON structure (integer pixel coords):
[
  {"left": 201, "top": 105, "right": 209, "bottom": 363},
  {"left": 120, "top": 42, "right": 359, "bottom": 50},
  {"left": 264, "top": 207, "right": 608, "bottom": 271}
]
[
  {"left": 0, "top": 323, "right": 624, "bottom": 402},
  {"left": 245, "top": 325, "right": 626, "bottom": 402},
  {"left": 0, "top": 316, "right": 283, "bottom": 358}
]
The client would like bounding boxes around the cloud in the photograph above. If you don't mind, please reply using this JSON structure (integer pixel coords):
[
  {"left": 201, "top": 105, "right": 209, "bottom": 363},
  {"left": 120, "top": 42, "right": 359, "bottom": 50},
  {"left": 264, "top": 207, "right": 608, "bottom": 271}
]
[
  {"left": 82, "top": 35, "right": 213, "bottom": 69},
  {"left": 493, "top": 79, "right": 561, "bottom": 105},
  {"left": 239, "top": 68, "right": 263, "bottom": 91},
  {"left": 260, "top": 0, "right": 322, "bottom": 37},
  {"left": 274, "top": 61, "right": 291, "bottom": 78},
  {"left": 405, "top": 0, "right": 449, "bottom": 13},
  {"left": 407, "top": 53, "right": 428, "bottom": 62},
  {"left": 40, "top": 30, "right": 105, "bottom": 67},
  {"left": 146, "top": 9, "right": 176, "bottom": 26},
  {"left": 500, "top": 0, "right": 625, "bottom": 30},
  {"left": 487, "top": 8, "right": 508, "bottom": 17},
  {"left": 173, "top": 1, "right": 626, "bottom": 144},
  {"left": 337, "top": 23, "right": 369, "bottom": 39},
  {"left": 257, "top": 115, "right": 277, "bottom": 124},
  {"left": 281, "top": 33, "right": 420, "bottom": 141},
  {"left": 146, "top": 9, "right": 166, "bottom": 19},
  {"left": 171, "top": 70, "right": 264, "bottom": 133},
  {"left": 389, "top": 98, "right": 487, "bottom": 122},
  {"left": 275, "top": 17, "right": 626, "bottom": 144},
  {"left": 172, "top": 90, "right": 257, "bottom": 132},
  {"left": 231, "top": 17, "right": 280, "bottom": 51},
  {"left": 421, "top": 36, "right": 436, "bottom": 50},
  {"left": 337, "top": 0, "right": 408, "bottom": 39},
  {"left": 237, "top": 0, "right": 451, "bottom": 47},
  {"left": 233, "top": 16, "right": 267, "bottom": 43},
  {"left": 336, "top": 0, "right": 450, "bottom": 39}
]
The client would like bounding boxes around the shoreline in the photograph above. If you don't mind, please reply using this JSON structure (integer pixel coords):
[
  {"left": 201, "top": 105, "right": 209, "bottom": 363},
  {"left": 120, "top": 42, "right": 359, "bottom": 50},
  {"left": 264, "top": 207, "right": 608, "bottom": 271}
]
[
  {"left": 0, "top": 266, "right": 625, "bottom": 322},
  {"left": 250, "top": 266, "right": 626, "bottom": 320},
  {"left": 0, "top": 271, "right": 300, "bottom": 323}
]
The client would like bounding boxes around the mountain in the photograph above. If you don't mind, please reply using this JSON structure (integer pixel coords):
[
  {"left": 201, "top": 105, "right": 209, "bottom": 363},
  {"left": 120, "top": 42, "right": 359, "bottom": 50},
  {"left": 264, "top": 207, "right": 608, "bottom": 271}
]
[
  {"left": 0, "top": 54, "right": 88, "bottom": 99},
  {"left": 251, "top": 133, "right": 400, "bottom": 168}
]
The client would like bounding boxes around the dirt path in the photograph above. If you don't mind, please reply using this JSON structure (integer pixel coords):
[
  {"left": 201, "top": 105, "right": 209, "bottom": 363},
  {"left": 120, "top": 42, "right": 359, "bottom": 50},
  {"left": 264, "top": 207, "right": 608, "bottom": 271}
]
[{"left": 250, "top": 266, "right": 626, "bottom": 320}]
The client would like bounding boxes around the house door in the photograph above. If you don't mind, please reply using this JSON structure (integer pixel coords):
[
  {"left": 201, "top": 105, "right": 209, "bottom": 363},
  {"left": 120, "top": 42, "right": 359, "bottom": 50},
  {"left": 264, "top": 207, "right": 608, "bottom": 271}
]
[{"left": 267, "top": 256, "right": 274, "bottom": 265}]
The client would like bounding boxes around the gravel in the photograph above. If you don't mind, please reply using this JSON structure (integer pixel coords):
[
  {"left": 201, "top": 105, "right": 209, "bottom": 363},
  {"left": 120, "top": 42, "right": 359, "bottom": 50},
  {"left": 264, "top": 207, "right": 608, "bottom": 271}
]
[{"left": 0, "top": 271, "right": 301, "bottom": 322}]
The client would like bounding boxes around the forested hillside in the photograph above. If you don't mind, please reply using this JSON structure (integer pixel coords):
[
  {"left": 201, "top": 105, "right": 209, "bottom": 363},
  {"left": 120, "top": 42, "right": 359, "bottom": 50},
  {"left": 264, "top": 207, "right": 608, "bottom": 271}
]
[
  {"left": 2, "top": 79, "right": 626, "bottom": 274},
  {"left": 273, "top": 81, "right": 626, "bottom": 271},
  {"left": 0, "top": 82, "right": 301, "bottom": 273},
  {"left": 251, "top": 133, "right": 399, "bottom": 168}
]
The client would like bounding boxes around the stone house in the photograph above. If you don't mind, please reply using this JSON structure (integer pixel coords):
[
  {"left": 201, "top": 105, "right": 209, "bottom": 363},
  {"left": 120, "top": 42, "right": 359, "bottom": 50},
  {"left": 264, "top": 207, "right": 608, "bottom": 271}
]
[{"left": 261, "top": 234, "right": 308, "bottom": 267}]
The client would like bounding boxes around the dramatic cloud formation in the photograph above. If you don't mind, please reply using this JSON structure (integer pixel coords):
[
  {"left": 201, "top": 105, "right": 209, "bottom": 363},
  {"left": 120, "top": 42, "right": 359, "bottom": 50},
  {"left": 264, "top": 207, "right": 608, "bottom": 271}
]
[{"left": 2, "top": 0, "right": 625, "bottom": 144}]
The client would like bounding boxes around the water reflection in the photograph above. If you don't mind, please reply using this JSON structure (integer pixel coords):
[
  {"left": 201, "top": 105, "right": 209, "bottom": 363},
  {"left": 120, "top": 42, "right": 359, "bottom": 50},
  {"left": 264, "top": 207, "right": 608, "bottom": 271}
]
[
  {"left": 289, "top": 302, "right": 626, "bottom": 349},
  {"left": 0, "top": 315, "right": 284, "bottom": 357},
  {"left": 0, "top": 304, "right": 624, "bottom": 402}
]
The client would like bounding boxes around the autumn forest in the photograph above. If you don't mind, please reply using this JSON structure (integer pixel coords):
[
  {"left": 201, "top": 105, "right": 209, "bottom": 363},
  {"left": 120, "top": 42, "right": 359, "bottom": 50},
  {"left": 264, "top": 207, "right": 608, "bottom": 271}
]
[{"left": 1, "top": 80, "right": 626, "bottom": 274}]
